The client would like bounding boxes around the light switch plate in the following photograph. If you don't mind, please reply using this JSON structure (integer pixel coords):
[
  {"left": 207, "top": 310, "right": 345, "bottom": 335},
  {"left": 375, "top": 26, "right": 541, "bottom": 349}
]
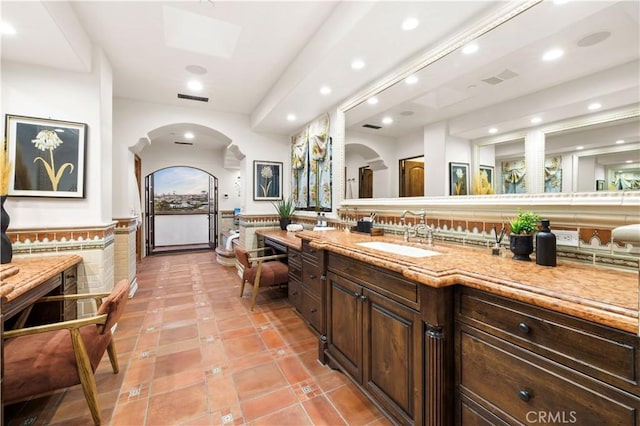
[{"left": 555, "top": 230, "right": 579, "bottom": 247}]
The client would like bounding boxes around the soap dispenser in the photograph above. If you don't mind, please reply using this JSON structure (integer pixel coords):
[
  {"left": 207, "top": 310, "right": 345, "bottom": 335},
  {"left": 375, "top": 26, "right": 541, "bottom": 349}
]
[{"left": 536, "top": 219, "right": 556, "bottom": 267}]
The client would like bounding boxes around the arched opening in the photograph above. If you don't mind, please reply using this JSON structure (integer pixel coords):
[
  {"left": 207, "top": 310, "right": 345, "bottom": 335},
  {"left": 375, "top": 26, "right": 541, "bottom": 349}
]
[{"left": 145, "top": 166, "right": 218, "bottom": 255}]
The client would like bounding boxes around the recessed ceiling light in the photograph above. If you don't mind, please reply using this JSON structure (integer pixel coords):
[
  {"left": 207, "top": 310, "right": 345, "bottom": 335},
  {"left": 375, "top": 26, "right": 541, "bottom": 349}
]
[
  {"left": 615, "top": 139, "right": 625, "bottom": 144},
  {"left": 187, "top": 80, "right": 203, "bottom": 91},
  {"left": 184, "top": 132, "right": 194, "bottom": 140},
  {"left": 576, "top": 146, "right": 584, "bottom": 150},
  {"left": 587, "top": 102, "right": 602, "bottom": 111},
  {"left": 405, "top": 75, "right": 418, "bottom": 85},
  {"left": 488, "top": 127, "right": 498, "bottom": 134},
  {"left": 542, "top": 48, "right": 564, "bottom": 61},
  {"left": 185, "top": 64, "right": 207, "bottom": 75},
  {"left": 462, "top": 43, "right": 479, "bottom": 54},
  {"left": 287, "top": 114, "right": 296, "bottom": 121},
  {"left": 319, "top": 86, "right": 331, "bottom": 95},
  {"left": 381, "top": 117, "right": 393, "bottom": 125},
  {"left": 401, "top": 17, "right": 419, "bottom": 31},
  {"left": 530, "top": 117, "right": 542, "bottom": 124},
  {"left": 0, "top": 21, "right": 16, "bottom": 35},
  {"left": 626, "top": 160, "right": 633, "bottom": 163},
  {"left": 367, "top": 97, "right": 379, "bottom": 105},
  {"left": 351, "top": 59, "right": 365, "bottom": 70}
]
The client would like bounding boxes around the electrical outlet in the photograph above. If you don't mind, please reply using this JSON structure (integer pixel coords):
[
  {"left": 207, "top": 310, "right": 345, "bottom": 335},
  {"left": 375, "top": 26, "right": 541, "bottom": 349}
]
[{"left": 555, "top": 230, "right": 579, "bottom": 247}]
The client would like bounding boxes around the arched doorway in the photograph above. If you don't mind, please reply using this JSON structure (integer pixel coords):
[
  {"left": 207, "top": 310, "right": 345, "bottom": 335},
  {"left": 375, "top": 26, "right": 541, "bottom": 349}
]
[{"left": 145, "top": 166, "right": 218, "bottom": 255}]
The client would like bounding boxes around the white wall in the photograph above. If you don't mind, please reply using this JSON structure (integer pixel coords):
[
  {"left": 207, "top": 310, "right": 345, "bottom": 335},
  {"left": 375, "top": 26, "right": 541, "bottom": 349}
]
[
  {"left": 1, "top": 52, "right": 112, "bottom": 228},
  {"left": 112, "top": 98, "right": 289, "bottom": 221}
]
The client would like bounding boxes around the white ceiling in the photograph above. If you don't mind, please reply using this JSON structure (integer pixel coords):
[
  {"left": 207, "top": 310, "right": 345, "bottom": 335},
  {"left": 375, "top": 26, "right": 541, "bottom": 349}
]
[
  {"left": 346, "top": 0, "right": 640, "bottom": 142},
  {"left": 0, "top": 0, "right": 505, "bottom": 140}
]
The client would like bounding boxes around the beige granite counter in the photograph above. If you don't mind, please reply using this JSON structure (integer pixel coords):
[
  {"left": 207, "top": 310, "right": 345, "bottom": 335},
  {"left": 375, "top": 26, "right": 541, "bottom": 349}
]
[
  {"left": 255, "top": 229, "right": 303, "bottom": 251},
  {"left": 1, "top": 255, "right": 82, "bottom": 304},
  {"left": 295, "top": 229, "right": 639, "bottom": 335}
]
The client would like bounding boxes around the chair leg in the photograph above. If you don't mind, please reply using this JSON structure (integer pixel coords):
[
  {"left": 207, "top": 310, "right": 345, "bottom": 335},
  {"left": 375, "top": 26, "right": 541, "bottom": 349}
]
[
  {"left": 240, "top": 278, "right": 246, "bottom": 297},
  {"left": 106, "top": 339, "right": 119, "bottom": 374},
  {"left": 70, "top": 329, "right": 102, "bottom": 425},
  {"left": 250, "top": 261, "right": 264, "bottom": 311}
]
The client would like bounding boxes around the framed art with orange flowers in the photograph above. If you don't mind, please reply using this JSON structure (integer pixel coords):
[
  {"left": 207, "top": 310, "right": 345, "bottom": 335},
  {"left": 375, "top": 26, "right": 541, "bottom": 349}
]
[
  {"left": 253, "top": 160, "right": 282, "bottom": 201},
  {"left": 5, "top": 115, "right": 87, "bottom": 198}
]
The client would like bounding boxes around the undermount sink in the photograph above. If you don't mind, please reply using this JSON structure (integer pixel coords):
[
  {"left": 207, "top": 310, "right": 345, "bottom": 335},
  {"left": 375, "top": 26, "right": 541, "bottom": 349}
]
[{"left": 356, "top": 241, "right": 440, "bottom": 258}]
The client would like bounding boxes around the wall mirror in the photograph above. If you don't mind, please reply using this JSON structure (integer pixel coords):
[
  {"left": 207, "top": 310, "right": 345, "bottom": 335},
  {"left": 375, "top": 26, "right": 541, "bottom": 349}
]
[{"left": 343, "top": 0, "right": 639, "bottom": 199}]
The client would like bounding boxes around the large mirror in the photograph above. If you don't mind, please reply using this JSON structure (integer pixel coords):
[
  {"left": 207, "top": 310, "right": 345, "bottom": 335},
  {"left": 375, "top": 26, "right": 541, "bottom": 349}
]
[{"left": 344, "top": 0, "right": 639, "bottom": 199}]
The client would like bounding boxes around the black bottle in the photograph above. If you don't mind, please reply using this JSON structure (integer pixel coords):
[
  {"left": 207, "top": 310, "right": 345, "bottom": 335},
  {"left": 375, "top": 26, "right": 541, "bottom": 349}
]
[{"left": 536, "top": 219, "right": 556, "bottom": 267}]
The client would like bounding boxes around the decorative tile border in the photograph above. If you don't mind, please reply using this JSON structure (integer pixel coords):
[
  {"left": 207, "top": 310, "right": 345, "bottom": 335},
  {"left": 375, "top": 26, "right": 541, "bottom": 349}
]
[{"left": 7, "top": 224, "right": 116, "bottom": 254}]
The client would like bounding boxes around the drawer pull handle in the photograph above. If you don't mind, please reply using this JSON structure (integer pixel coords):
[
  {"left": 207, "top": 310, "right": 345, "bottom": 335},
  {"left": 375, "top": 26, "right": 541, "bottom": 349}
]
[
  {"left": 308, "top": 248, "right": 316, "bottom": 253},
  {"left": 292, "top": 291, "right": 298, "bottom": 296},
  {"left": 518, "top": 322, "right": 530, "bottom": 333},
  {"left": 310, "top": 308, "right": 317, "bottom": 313},
  {"left": 308, "top": 274, "right": 316, "bottom": 279},
  {"left": 359, "top": 294, "right": 367, "bottom": 302},
  {"left": 354, "top": 292, "right": 361, "bottom": 298},
  {"left": 518, "top": 390, "right": 531, "bottom": 402}
]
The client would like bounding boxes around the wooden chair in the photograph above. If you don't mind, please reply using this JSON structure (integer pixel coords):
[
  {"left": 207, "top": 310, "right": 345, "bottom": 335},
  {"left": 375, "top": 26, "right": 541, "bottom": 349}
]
[
  {"left": 3, "top": 279, "right": 131, "bottom": 426},
  {"left": 235, "top": 246, "right": 288, "bottom": 310}
]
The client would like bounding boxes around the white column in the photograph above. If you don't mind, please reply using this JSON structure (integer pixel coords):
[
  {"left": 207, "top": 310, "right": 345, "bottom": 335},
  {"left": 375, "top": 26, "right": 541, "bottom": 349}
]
[{"left": 524, "top": 130, "right": 545, "bottom": 194}]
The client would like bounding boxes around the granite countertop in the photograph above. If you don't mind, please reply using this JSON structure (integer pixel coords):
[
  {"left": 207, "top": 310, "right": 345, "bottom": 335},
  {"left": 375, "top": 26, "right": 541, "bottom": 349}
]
[
  {"left": 295, "top": 229, "right": 639, "bottom": 335},
  {"left": 256, "top": 228, "right": 303, "bottom": 251},
  {"left": 0, "top": 255, "right": 82, "bottom": 303}
]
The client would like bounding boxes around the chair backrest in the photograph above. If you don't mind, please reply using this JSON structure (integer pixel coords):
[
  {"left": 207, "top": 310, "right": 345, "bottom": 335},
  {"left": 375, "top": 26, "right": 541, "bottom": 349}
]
[
  {"left": 235, "top": 246, "right": 252, "bottom": 270},
  {"left": 97, "top": 279, "right": 130, "bottom": 334}
]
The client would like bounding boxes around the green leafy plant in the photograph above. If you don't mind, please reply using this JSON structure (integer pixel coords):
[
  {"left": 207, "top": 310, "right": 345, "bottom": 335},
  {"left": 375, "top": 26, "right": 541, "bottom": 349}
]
[
  {"left": 509, "top": 209, "right": 540, "bottom": 235},
  {"left": 272, "top": 197, "right": 296, "bottom": 219}
]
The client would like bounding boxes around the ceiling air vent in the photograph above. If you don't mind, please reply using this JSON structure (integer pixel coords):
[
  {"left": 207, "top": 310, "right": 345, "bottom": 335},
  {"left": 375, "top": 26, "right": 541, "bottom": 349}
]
[
  {"left": 174, "top": 141, "right": 194, "bottom": 146},
  {"left": 362, "top": 124, "right": 382, "bottom": 130},
  {"left": 481, "top": 69, "right": 519, "bottom": 86},
  {"left": 177, "top": 93, "right": 209, "bottom": 102}
]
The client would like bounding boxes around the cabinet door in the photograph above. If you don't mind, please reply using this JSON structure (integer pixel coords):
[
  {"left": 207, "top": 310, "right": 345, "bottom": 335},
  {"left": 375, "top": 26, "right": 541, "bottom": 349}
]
[
  {"left": 363, "top": 289, "right": 422, "bottom": 425},
  {"left": 327, "top": 272, "right": 362, "bottom": 382}
]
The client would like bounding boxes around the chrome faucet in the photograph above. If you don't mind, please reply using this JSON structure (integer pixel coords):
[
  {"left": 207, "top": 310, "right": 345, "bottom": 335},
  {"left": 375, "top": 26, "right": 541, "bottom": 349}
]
[{"left": 400, "top": 210, "right": 434, "bottom": 246}]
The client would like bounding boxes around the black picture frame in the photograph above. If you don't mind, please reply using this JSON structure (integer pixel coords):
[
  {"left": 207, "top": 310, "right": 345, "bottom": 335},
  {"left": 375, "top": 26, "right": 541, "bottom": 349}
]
[
  {"left": 449, "top": 162, "right": 469, "bottom": 196},
  {"left": 253, "top": 160, "right": 283, "bottom": 201},
  {"left": 5, "top": 114, "right": 87, "bottom": 198}
]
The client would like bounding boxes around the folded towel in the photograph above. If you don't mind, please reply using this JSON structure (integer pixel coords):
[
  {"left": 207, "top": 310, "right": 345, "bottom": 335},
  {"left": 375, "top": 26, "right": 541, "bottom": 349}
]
[
  {"left": 286, "top": 224, "right": 304, "bottom": 232},
  {"left": 225, "top": 233, "right": 239, "bottom": 250},
  {"left": 312, "top": 227, "right": 336, "bottom": 231}
]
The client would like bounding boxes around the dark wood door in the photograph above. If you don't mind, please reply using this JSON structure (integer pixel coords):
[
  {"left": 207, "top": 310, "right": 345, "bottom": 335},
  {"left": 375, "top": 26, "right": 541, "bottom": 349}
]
[
  {"left": 327, "top": 272, "right": 363, "bottom": 382},
  {"left": 400, "top": 159, "right": 424, "bottom": 197},
  {"left": 134, "top": 155, "right": 141, "bottom": 263},
  {"left": 363, "top": 289, "right": 422, "bottom": 425},
  {"left": 359, "top": 167, "right": 373, "bottom": 198}
]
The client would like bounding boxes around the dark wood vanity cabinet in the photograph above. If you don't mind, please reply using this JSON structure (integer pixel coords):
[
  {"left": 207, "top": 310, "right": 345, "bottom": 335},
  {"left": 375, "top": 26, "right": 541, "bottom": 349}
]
[
  {"left": 326, "top": 252, "right": 423, "bottom": 426},
  {"left": 454, "top": 287, "right": 640, "bottom": 425},
  {"left": 287, "top": 247, "right": 303, "bottom": 313},
  {"left": 300, "top": 239, "right": 325, "bottom": 335}
]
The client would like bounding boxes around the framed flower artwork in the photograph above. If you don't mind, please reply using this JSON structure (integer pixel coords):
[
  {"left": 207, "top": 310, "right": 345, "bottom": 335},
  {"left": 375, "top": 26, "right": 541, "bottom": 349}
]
[
  {"left": 5, "top": 115, "right": 87, "bottom": 198},
  {"left": 449, "top": 162, "right": 469, "bottom": 196},
  {"left": 253, "top": 160, "right": 282, "bottom": 201}
]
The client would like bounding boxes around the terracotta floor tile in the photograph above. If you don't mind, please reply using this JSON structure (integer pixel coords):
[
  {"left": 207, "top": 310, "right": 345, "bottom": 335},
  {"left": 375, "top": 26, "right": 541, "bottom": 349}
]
[
  {"left": 227, "top": 352, "right": 273, "bottom": 372},
  {"left": 248, "top": 403, "right": 313, "bottom": 426},
  {"left": 109, "top": 397, "right": 148, "bottom": 426},
  {"left": 277, "top": 355, "right": 312, "bottom": 385},
  {"left": 146, "top": 380, "right": 208, "bottom": 425},
  {"left": 327, "top": 382, "right": 383, "bottom": 425},
  {"left": 207, "top": 374, "right": 239, "bottom": 412},
  {"left": 297, "top": 349, "right": 332, "bottom": 378},
  {"left": 314, "top": 370, "right": 351, "bottom": 393},
  {"left": 151, "top": 368, "right": 205, "bottom": 396},
  {"left": 221, "top": 325, "right": 257, "bottom": 340},
  {"left": 222, "top": 333, "right": 266, "bottom": 359},
  {"left": 240, "top": 387, "right": 298, "bottom": 421},
  {"left": 217, "top": 314, "right": 252, "bottom": 332},
  {"left": 158, "top": 323, "right": 199, "bottom": 345},
  {"left": 302, "top": 395, "right": 347, "bottom": 426},
  {"left": 154, "top": 347, "right": 203, "bottom": 378},
  {"left": 233, "top": 362, "right": 288, "bottom": 401}
]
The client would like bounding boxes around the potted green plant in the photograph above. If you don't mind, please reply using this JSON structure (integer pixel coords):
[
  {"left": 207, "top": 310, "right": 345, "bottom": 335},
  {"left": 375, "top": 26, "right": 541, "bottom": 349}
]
[
  {"left": 273, "top": 197, "right": 296, "bottom": 230},
  {"left": 508, "top": 209, "right": 540, "bottom": 261}
]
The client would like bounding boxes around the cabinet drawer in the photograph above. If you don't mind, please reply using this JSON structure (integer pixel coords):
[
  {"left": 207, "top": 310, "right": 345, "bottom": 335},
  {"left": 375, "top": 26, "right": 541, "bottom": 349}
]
[
  {"left": 302, "top": 260, "right": 322, "bottom": 296},
  {"left": 302, "top": 291, "right": 322, "bottom": 334},
  {"left": 327, "top": 252, "right": 419, "bottom": 309},
  {"left": 456, "top": 288, "right": 639, "bottom": 393},
  {"left": 288, "top": 260, "right": 302, "bottom": 282},
  {"left": 302, "top": 239, "right": 320, "bottom": 258},
  {"left": 458, "top": 326, "right": 640, "bottom": 424},
  {"left": 288, "top": 248, "right": 302, "bottom": 268},
  {"left": 288, "top": 278, "right": 303, "bottom": 312}
]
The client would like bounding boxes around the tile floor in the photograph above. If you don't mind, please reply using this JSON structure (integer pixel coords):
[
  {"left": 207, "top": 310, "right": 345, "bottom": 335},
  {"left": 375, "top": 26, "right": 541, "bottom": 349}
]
[{"left": 5, "top": 251, "right": 391, "bottom": 425}]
